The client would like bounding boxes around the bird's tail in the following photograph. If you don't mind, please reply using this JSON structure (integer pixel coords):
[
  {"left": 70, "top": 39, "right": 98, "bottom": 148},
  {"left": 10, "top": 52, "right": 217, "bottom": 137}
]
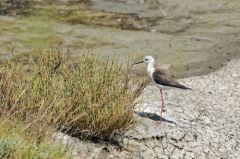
[{"left": 185, "top": 86, "right": 193, "bottom": 90}]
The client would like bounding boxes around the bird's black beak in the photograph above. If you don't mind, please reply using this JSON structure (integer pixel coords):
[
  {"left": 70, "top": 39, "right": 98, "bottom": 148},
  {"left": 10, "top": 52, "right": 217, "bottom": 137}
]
[{"left": 133, "top": 60, "right": 144, "bottom": 65}]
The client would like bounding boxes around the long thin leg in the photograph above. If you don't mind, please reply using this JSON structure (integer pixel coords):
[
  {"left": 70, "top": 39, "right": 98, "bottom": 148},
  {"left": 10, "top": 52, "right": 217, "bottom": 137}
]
[{"left": 160, "top": 89, "right": 164, "bottom": 123}]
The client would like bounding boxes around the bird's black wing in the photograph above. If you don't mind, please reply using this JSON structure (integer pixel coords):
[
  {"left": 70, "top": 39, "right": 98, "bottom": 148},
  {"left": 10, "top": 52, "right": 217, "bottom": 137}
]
[{"left": 153, "top": 69, "right": 191, "bottom": 90}]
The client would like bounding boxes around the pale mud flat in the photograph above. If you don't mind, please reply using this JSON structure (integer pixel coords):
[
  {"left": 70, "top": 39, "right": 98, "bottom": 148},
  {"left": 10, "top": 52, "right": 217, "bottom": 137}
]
[
  {"left": 54, "top": 57, "right": 240, "bottom": 159},
  {"left": 66, "top": 0, "right": 240, "bottom": 77},
  {"left": 0, "top": 0, "right": 240, "bottom": 77}
]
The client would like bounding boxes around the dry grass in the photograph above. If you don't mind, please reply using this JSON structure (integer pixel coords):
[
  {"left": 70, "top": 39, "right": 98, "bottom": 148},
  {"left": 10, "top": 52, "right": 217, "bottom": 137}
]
[{"left": 0, "top": 47, "right": 147, "bottom": 143}]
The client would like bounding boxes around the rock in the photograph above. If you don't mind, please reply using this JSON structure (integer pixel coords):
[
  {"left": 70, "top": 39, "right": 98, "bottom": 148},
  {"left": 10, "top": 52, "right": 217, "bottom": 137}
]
[{"left": 53, "top": 132, "right": 114, "bottom": 159}]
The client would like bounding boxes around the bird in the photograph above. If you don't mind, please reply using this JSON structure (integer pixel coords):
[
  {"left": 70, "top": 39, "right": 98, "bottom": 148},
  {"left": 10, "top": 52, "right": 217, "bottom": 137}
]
[{"left": 133, "top": 56, "right": 192, "bottom": 123}]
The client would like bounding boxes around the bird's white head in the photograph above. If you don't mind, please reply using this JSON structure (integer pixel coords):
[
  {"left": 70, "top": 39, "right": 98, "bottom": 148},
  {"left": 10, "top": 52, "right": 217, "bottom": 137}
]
[
  {"left": 133, "top": 55, "right": 155, "bottom": 65},
  {"left": 143, "top": 56, "right": 154, "bottom": 64},
  {"left": 133, "top": 55, "right": 155, "bottom": 76}
]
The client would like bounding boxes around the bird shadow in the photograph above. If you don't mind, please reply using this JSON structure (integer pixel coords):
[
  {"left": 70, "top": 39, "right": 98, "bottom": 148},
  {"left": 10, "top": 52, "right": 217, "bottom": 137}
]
[{"left": 134, "top": 111, "right": 177, "bottom": 125}]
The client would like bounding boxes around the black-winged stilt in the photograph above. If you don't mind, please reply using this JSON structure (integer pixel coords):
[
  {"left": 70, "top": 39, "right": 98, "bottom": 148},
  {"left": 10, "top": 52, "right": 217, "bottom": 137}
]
[{"left": 134, "top": 56, "right": 192, "bottom": 123}]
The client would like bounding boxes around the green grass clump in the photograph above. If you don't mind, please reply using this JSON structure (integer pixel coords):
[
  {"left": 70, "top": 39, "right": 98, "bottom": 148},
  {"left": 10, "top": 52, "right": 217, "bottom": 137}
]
[
  {"left": 0, "top": 121, "right": 72, "bottom": 159},
  {"left": 0, "top": 48, "right": 147, "bottom": 143}
]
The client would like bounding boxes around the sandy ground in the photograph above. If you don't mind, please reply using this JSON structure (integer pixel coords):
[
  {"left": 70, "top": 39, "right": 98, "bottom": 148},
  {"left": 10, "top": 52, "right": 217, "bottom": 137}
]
[{"left": 54, "top": 58, "right": 240, "bottom": 158}]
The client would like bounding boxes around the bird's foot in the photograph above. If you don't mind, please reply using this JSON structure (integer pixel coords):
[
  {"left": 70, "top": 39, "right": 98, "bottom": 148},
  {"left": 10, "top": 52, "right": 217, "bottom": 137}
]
[{"left": 154, "top": 120, "right": 162, "bottom": 125}]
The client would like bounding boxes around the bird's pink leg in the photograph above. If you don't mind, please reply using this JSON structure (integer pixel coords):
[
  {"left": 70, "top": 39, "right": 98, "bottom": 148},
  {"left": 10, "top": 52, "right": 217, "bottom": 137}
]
[{"left": 160, "top": 89, "right": 164, "bottom": 123}]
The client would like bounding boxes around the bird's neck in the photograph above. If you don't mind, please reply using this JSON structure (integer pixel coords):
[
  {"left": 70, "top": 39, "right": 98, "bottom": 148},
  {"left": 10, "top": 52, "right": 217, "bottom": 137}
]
[{"left": 147, "top": 62, "right": 154, "bottom": 77}]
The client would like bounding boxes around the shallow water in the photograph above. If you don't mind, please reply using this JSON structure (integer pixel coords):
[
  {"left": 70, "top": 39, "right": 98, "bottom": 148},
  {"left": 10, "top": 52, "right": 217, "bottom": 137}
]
[{"left": 0, "top": 0, "right": 240, "bottom": 77}]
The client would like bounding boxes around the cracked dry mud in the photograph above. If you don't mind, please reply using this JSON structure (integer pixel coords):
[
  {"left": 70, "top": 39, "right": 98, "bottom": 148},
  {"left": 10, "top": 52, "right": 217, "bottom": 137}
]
[{"left": 54, "top": 59, "right": 240, "bottom": 158}]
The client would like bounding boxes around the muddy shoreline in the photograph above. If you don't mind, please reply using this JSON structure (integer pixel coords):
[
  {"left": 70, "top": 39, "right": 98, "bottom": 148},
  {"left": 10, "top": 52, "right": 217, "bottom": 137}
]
[{"left": 0, "top": 0, "right": 240, "bottom": 78}]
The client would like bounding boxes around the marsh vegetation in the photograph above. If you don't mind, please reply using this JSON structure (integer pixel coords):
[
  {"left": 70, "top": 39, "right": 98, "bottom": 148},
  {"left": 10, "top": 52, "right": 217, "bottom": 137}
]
[{"left": 0, "top": 47, "right": 147, "bottom": 158}]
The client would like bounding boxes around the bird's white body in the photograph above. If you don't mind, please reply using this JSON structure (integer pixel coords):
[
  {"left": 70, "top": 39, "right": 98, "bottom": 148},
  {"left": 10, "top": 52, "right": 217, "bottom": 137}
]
[
  {"left": 147, "top": 61, "right": 155, "bottom": 77},
  {"left": 145, "top": 56, "right": 172, "bottom": 90}
]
